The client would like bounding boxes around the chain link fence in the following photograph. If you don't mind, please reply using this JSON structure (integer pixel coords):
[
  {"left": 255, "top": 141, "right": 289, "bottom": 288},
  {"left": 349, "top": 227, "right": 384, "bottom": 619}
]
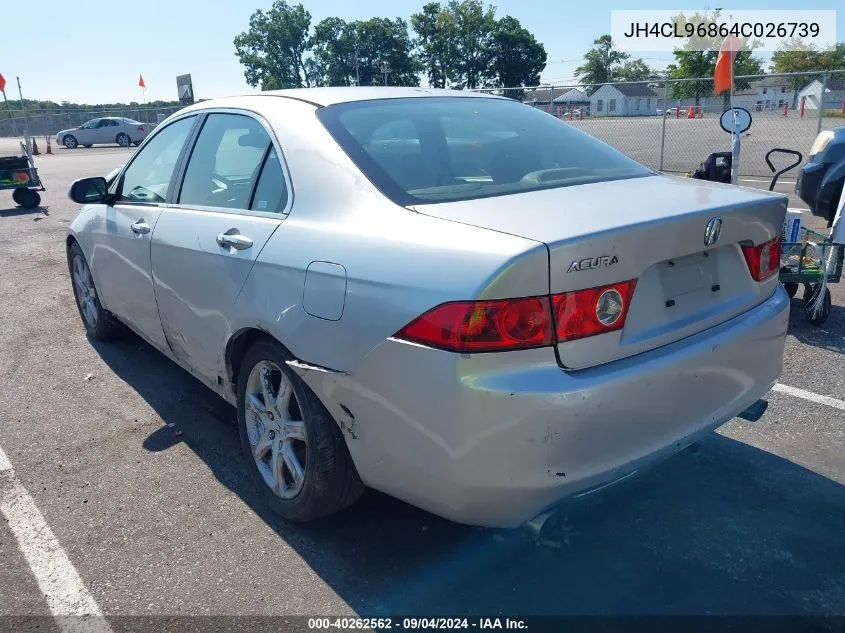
[
  {"left": 0, "top": 105, "right": 185, "bottom": 140},
  {"left": 475, "top": 71, "right": 845, "bottom": 178}
]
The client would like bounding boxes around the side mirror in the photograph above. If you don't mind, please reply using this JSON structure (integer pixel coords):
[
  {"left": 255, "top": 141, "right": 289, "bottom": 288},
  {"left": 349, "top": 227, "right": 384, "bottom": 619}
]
[{"left": 69, "top": 177, "right": 110, "bottom": 204}]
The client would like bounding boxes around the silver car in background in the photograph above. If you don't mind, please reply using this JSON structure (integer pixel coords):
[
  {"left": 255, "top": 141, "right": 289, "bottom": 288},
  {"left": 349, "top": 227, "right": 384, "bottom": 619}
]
[
  {"left": 56, "top": 116, "right": 150, "bottom": 149},
  {"left": 65, "top": 88, "right": 789, "bottom": 528}
]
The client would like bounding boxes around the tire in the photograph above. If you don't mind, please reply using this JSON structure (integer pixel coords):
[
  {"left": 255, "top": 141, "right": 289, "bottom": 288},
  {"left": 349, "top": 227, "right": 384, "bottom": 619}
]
[
  {"left": 236, "top": 338, "right": 364, "bottom": 522},
  {"left": 19, "top": 189, "right": 40, "bottom": 209},
  {"left": 67, "top": 241, "right": 122, "bottom": 340},
  {"left": 12, "top": 188, "right": 25, "bottom": 205},
  {"left": 116, "top": 133, "right": 131, "bottom": 148},
  {"left": 783, "top": 282, "right": 799, "bottom": 299},
  {"left": 63, "top": 134, "right": 78, "bottom": 149},
  {"left": 803, "top": 284, "right": 832, "bottom": 326}
]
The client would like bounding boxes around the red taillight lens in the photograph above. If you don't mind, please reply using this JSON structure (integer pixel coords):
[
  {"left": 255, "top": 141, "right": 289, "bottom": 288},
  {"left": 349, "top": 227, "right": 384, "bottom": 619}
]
[
  {"left": 741, "top": 236, "right": 781, "bottom": 281},
  {"left": 395, "top": 296, "right": 554, "bottom": 353},
  {"left": 137, "top": 126, "right": 145, "bottom": 132},
  {"left": 552, "top": 280, "right": 637, "bottom": 343}
]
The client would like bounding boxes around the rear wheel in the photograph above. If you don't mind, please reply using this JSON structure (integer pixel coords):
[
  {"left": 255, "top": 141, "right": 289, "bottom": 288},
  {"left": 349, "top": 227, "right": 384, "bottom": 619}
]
[
  {"left": 63, "top": 134, "right": 78, "bottom": 149},
  {"left": 803, "top": 283, "right": 832, "bottom": 326},
  {"left": 12, "top": 188, "right": 25, "bottom": 205},
  {"left": 67, "top": 242, "right": 121, "bottom": 340},
  {"left": 236, "top": 338, "right": 363, "bottom": 522},
  {"left": 116, "top": 133, "right": 130, "bottom": 147},
  {"left": 18, "top": 189, "right": 40, "bottom": 209}
]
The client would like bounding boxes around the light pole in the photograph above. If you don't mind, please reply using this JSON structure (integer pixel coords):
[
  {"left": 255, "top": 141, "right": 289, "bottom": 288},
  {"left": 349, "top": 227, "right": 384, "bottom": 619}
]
[{"left": 381, "top": 61, "right": 390, "bottom": 86}]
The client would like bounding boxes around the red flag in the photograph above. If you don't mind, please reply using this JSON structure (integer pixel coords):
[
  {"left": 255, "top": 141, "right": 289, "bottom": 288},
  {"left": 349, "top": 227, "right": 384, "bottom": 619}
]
[
  {"left": 0, "top": 73, "right": 6, "bottom": 93},
  {"left": 714, "top": 35, "right": 742, "bottom": 94},
  {"left": 138, "top": 74, "right": 146, "bottom": 89}
]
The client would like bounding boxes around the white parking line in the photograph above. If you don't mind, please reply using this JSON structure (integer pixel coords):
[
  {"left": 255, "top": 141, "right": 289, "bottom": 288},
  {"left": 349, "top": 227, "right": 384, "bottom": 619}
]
[
  {"left": 773, "top": 383, "right": 845, "bottom": 411},
  {"left": 0, "top": 445, "right": 113, "bottom": 633},
  {"left": 739, "top": 177, "right": 796, "bottom": 185}
]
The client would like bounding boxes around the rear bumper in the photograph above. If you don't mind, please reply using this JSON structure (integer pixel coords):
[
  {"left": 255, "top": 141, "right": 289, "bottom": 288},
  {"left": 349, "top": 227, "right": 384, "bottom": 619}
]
[{"left": 298, "top": 287, "right": 789, "bottom": 528}]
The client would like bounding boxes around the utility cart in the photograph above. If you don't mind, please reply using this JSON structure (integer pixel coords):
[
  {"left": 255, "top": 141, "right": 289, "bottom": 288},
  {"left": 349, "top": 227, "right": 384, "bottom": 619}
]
[
  {"left": 0, "top": 140, "right": 43, "bottom": 209},
  {"left": 767, "top": 148, "right": 842, "bottom": 326}
]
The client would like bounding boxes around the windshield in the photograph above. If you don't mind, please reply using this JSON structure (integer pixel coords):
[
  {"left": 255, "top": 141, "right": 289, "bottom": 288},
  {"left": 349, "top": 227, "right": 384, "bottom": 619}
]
[{"left": 317, "top": 97, "right": 652, "bottom": 206}]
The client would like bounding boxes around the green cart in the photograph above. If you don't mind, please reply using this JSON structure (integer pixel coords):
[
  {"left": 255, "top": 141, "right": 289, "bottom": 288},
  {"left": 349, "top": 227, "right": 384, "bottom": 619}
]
[
  {"left": 0, "top": 142, "right": 43, "bottom": 209},
  {"left": 780, "top": 227, "right": 843, "bottom": 326}
]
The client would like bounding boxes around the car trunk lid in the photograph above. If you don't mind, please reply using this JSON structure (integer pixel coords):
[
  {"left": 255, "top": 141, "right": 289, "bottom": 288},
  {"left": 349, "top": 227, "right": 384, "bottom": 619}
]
[{"left": 410, "top": 174, "right": 787, "bottom": 370}]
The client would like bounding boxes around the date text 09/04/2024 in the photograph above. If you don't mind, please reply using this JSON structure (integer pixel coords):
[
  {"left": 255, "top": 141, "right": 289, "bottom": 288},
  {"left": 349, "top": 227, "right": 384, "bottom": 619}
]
[{"left": 308, "top": 618, "right": 528, "bottom": 630}]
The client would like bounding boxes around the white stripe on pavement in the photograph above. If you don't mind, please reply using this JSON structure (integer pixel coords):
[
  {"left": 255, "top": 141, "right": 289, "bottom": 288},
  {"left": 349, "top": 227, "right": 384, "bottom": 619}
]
[
  {"left": 772, "top": 383, "right": 845, "bottom": 411},
  {"left": 739, "top": 177, "right": 797, "bottom": 185},
  {"left": 0, "top": 444, "right": 113, "bottom": 633}
]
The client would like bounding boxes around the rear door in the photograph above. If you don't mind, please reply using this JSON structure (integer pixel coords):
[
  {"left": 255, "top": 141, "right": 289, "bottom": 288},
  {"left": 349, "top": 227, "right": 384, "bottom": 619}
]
[{"left": 151, "top": 111, "right": 290, "bottom": 382}]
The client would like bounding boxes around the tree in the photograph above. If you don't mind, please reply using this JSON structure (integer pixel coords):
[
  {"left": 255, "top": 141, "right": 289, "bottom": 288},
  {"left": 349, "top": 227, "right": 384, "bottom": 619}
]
[
  {"left": 448, "top": 0, "right": 497, "bottom": 89},
  {"left": 489, "top": 16, "right": 546, "bottom": 98},
  {"left": 410, "top": 2, "right": 458, "bottom": 88},
  {"left": 575, "top": 35, "right": 629, "bottom": 91},
  {"left": 665, "top": 10, "right": 763, "bottom": 107},
  {"left": 310, "top": 17, "right": 420, "bottom": 86},
  {"left": 234, "top": 1, "right": 313, "bottom": 89},
  {"left": 615, "top": 59, "right": 657, "bottom": 82},
  {"left": 772, "top": 41, "right": 845, "bottom": 107}
]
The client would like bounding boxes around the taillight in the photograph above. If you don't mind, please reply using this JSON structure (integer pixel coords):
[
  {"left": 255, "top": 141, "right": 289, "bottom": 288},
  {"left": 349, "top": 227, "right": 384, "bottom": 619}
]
[
  {"left": 552, "top": 280, "right": 637, "bottom": 342},
  {"left": 137, "top": 126, "right": 145, "bottom": 132},
  {"left": 395, "top": 296, "right": 554, "bottom": 353},
  {"left": 741, "top": 236, "right": 781, "bottom": 281}
]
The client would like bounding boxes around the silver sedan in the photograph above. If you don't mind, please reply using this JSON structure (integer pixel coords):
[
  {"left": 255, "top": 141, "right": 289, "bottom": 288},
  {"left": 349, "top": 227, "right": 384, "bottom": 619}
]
[
  {"left": 56, "top": 117, "right": 150, "bottom": 149},
  {"left": 65, "top": 88, "right": 789, "bottom": 528}
]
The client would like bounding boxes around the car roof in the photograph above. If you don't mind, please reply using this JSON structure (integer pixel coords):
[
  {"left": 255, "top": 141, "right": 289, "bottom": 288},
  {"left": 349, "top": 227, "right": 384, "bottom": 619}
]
[{"left": 192, "top": 87, "right": 506, "bottom": 109}]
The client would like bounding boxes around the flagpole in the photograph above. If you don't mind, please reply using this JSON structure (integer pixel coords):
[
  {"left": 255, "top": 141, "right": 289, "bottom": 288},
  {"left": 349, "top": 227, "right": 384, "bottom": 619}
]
[{"left": 729, "top": 31, "right": 740, "bottom": 185}]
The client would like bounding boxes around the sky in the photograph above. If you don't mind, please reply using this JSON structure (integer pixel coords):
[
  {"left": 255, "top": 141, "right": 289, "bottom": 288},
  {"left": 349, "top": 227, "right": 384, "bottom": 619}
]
[{"left": 0, "top": 0, "right": 842, "bottom": 104}]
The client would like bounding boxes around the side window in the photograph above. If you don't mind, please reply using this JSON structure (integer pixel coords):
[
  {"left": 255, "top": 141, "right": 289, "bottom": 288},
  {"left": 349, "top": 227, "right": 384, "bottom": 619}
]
[
  {"left": 250, "top": 148, "right": 288, "bottom": 212},
  {"left": 179, "top": 113, "right": 270, "bottom": 210},
  {"left": 81, "top": 119, "right": 100, "bottom": 129},
  {"left": 118, "top": 115, "right": 196, "bottom": 204},
  {"left": 105, "top": 119, "right": 119, "bottom": 127}
]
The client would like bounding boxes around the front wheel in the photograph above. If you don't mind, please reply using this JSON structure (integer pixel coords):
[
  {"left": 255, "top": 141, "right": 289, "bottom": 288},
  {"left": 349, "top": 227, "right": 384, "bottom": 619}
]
[
  {"left": 236, "top": 338, "right": 364, "bottom": 522},
  {"left": 116, "top": 133, "right": 131, "bottom": 147},
  {"left": 67, "top": 242, "right": 122, "bottom": 340},
  {"left": 63, "top": 134, "right": 78, "bottom": 149}
]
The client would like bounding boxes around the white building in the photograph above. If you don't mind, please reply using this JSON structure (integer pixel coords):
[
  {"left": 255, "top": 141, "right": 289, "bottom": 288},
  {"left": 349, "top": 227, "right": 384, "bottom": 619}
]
[
  {"left": 798, "top": 78, "right": 845, "bottom": 110},
  {"left": 589, "top": 83, "right": 660, "bottom": 117}
]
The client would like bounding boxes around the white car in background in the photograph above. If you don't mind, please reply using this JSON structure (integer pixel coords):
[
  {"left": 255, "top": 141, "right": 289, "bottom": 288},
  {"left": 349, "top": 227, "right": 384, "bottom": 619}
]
[{"left": 56, "top": 117, "right": 150, "bottom": 149}]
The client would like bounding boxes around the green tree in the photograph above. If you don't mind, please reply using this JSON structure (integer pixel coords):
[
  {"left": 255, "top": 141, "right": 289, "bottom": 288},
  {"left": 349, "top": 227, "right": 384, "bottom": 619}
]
[
  {"left": 666, "top": 10, "right": 763, "bottom": 107},
  {"left": 772, "top": 41, "right": 845, "bottom": 107},
  {"left": 574, "top": 35, "right": 629, "bottom": 91},
  {"left": 490, "top": 16, "right": 547, "bottom": 98},
  {"left": 615, "top": 59, "right": 657, "bottom": 82},
  {"left": 410, "top": 2, "right": 458, "bottom": 88},
  {"left": 310, "top": 17, "right": 420, "bottom": 86},
  {"left": 448, "top": 0, "right": 497, "bottom": 89},
  {"left": 234, "top": 1, "right": 313, "bottom": 89}
]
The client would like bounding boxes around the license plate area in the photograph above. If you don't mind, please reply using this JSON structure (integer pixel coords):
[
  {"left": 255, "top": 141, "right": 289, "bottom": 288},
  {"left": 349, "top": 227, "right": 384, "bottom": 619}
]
[{"left": 658, "top": 252, "right": 718, "bottom": 304}]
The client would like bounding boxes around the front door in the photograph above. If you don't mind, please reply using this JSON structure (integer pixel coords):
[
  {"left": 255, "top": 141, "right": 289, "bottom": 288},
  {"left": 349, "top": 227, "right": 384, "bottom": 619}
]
[
  {"left": 151, "top": 112, "right": 290, "bottom": 383},
  {"left": 92, "top": 114, "right": 199, "bottom": 349}
]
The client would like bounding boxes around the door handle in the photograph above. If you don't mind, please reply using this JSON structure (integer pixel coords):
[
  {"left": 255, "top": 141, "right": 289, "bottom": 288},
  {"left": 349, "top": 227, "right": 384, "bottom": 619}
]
[
  {"left": 216, "top": 230, "right": 253, "bottom": 251},
  {"left": 130, "top": 220, "right": 151, "bottom": 235}
]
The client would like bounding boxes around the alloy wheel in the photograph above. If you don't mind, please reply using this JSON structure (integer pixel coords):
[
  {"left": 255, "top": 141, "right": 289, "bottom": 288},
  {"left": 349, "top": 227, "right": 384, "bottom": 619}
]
[{"left": 244, "top": 360, "right": 308, "bottom": 499}]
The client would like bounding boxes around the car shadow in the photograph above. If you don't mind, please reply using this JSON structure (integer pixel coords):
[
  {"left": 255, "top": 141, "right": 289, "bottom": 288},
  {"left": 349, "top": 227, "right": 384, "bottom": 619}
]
[
  {"left": 787, "top": 294, "right": 845, "bottom": 353},
  {"left": 0, "top": 205, "right": 50, "bottom": 218},
  {"left": 91, "top": 335, "right": 845, "bottom": 616}
]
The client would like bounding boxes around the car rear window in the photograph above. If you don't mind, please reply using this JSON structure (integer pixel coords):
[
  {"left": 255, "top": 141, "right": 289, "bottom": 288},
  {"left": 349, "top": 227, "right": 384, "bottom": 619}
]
[{"left": 316, "top": 97, "right": 652, "bottom": 206}]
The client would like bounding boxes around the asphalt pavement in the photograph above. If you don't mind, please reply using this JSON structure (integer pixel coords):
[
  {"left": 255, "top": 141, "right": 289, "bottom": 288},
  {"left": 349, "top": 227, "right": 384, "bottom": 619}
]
[{"left": 1, "top": 148, "right": 844, "bottom": 628}]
